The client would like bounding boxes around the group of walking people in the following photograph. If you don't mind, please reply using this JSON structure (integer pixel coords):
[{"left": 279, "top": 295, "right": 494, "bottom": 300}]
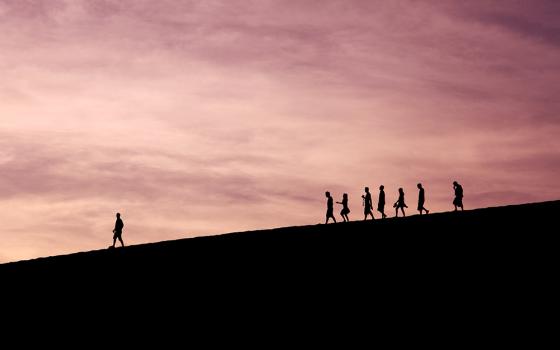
[
  {"left": 108, "top": 182, "right": 465, "bottom": 248},
  {"left": 324, "top": 181, "right": 464, "bottom": 224}
]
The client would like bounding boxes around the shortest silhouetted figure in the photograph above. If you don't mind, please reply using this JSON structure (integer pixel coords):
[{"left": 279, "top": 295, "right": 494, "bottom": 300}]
[
  {"left": 453, "top": 181, "right": 464, "bottom": 211},
  {"left": 112, "top": 213, "right": 125, "bottom": 248},
  {"left": 417, "top": 183, "right": 429, "bottom": 215},
  {"left": 325, "top": 192, "right": 337, "bottom": 224},
  {"left": 362, "top": 187, "right": 375, "bottom": 220},
  {"left": 377, "top": 185, "right": 387, "bottom": 219},
  {"left": 394, "top": 188, "right": 408, "bottom": 217},
  {"left": 337, "top": 193, "right": 350, "bottom": 222}
]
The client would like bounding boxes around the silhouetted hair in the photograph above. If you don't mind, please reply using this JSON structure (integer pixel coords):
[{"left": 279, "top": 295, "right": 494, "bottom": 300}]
[
  {"left": 365, "top": 187, "right": 369, "bottom": 192},
  {"left": 453, "top": 181, "right": 458, "bottom": 186},
  {"left": 417, "top": 183, "right": 422, "bottom": 189},
  {"left": 380, "top": 185, "right": 384, "bottom": 190},
  {"left": 343, "top": 193, "right": 348, "bottom": 199},
  {"left": 399, "top": 188, "right": 404, "bottom": 194},
  {"left": 116, "top": 213, "right": 121, "bottom": 217},
  {"left": 325, "top": 191, "right": 330, "bottom": 197}
]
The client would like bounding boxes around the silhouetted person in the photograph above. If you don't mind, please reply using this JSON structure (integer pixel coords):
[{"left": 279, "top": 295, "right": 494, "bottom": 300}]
[
  {"left": 325, "top": 191, "right": 337, "bottom": 224},
  {"left": 336, "top": 193, "right": 350, "bottom": 222},
  {"left": 362, "top": 187, "right": 375, "bottom": 220},
  {"left": 417, "top": 183, "right": 429, "bottom": 215},
  {"left": 453, "top": 181, "right": 464, "bottom": 211},
  {"left": 377, "top": 185, "right": 387, "bottom": 219},
  {"left": 394, "top": 188, "right": 408, "bottom": 217},
  {"left": 112, "top": 213, "right": 125, "bottom": 248}
]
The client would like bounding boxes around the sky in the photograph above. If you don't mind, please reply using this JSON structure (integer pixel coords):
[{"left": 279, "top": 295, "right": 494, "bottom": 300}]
[{"left": 1, "top": 0, "right": 559, "bottom": 262}]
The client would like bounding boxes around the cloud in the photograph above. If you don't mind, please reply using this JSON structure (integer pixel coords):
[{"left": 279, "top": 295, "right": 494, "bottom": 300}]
[{"left": 0, "top": 0, "right": 559, "bottom": 262}]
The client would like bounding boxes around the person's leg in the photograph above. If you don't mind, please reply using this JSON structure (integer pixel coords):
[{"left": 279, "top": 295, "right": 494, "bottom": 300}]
[
  {"left": 112, "top": 237, "right": 116, "bottom": 247},
  {"left": 119, "top": 237, "right": 125, "bottom": 247},
  {"left": 401, "top": 208, "right": 406, "bottom": 217}
]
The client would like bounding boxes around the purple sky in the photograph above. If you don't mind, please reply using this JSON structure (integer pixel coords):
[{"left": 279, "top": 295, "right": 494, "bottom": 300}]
[{"left": 1, "top": 0, "right": 559, "bottom": 262}]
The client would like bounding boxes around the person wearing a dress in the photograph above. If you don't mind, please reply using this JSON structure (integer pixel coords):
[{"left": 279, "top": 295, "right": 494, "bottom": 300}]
[
  {"left": 337, "top": 193, "right": 350, "bottom": 222},
  {"left": 394, "top": 188, "right": 408, "bottom": 217}
]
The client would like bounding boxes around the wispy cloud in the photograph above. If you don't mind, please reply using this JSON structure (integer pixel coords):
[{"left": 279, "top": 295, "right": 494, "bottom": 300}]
[{"left": 0, "top": 0, "right": 559, "bottom": 262}]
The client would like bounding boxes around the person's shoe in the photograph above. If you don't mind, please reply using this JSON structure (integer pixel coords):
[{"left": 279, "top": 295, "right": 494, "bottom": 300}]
[{"left": 426, "top": 210, "right": 429, "bottom": 214}]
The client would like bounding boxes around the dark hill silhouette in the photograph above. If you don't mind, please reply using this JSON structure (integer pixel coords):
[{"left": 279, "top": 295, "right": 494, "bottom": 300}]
[
  {"left": 2, "top": 201, "right": 557, "bottom": 341},
  {"left": 2, "top": 201, "right": 557, "bottom": 282}
]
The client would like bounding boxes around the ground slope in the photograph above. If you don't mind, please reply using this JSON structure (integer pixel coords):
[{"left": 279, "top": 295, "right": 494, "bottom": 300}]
[
  {"left": 3, "top": 201, "right": 557, "bottom": 342},
  {"left": 2, "top": 201, "right": 557, "bottom": 280}
]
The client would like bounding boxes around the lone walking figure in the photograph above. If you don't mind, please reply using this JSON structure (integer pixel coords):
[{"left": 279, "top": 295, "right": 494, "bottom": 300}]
[
  {"left": 453, "top": 181, "right": 464, "bottom": 211},
  {"left": 111, "top": 212, "right": 125, "bottom": 248}
]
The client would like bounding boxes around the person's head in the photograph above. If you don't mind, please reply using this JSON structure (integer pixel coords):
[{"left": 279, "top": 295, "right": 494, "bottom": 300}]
[
  {"left": 325, "top": 191, "right": 330, "bottom": 198},
  {"left": 116, "top": 213, "right": 121, "bottom": 218},
  {"left": 379, "top": 185, "right": 384, "bottom": 191},
  {"left": 453, "top": 181, "right": 458, "bottom": 186},
  {"left": 343, "top": 193, "right": 348, "bottom": 199},
  {"left": 365, "top": 187, "right": 369, "bottom": 193},
  {"left": 417, "top": 183, "right": 422, "bottom": 189},
  {"left": 399, "top": 188, "right": 404, "bottom": 194}
]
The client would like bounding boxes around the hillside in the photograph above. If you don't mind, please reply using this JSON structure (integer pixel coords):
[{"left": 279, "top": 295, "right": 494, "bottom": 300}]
[
  {"left": 2, "top": 201, "right": 557, "bottom": 282},
  {"left": 2, "top": 200, "right": 557, "bottom": 337}
]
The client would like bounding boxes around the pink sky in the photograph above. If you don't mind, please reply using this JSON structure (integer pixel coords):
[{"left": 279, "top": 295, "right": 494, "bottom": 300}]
[{"left": 1, "top": 0, "right": 559, "bottom": 262}]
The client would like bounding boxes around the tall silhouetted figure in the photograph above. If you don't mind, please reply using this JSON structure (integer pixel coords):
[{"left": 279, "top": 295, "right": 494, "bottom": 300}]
[
  {"left": 417, "top": 183, "right": 429, "bottom": 215},
  {"left": 394, "top": 188, "right": 408, "bottom": 217},
  {"left": 336, "top": 193, "right": 350, "bottom": 222},
  {"left": 362, "top": 187, "right": 375, "bottom": 220},
  {"left": 453, "top": 181, "right": 464, "bottom": 211},
  {"left": 377, "top": 185, "right": 387, "bottom": 219},
  {"left": 325, "top": 192, "right": 337, "bottom": 224},
  {"left": 112, "top": 213, "right": 125, "bottom": 248}
]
